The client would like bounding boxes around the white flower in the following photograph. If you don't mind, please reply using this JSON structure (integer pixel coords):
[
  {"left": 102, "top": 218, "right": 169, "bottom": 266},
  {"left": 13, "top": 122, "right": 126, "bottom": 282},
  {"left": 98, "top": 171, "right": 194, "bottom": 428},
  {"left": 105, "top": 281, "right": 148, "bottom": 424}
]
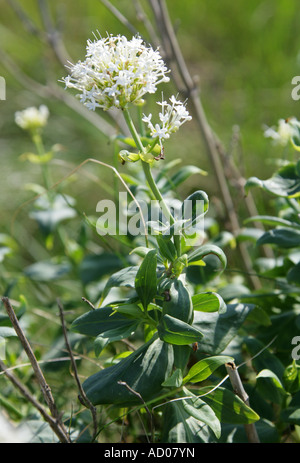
[
  {"left": 142, "top": 94, "right": 192, "bottom": 145},
  {"left": 264, "top": 118, "right": 300, "bottom": 146},
  {"left": 15, "top": 105, "right": 49, "bottom": 131},
  {"left": 61, "top": 33, "right": 170, "bottom": 111}
]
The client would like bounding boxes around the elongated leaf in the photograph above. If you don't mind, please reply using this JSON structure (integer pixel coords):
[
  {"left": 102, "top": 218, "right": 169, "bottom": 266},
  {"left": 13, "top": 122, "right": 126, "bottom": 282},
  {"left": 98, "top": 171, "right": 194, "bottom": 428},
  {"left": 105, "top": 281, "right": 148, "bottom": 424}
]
[
  {"left": 157, "top": 314, "right": 203, "bottom": 345},
  {"left": 71, "top": 306, "right": 137, "bottom": 337},
  {"left": 187, "top": 244, "right": 227, "bottom": 270},
  {"left": 82, "top": 336, "right": 174, "bottom": 405},
  {"left": 193, "top": 303, "right": 254, "bottom": 354},
  {"left": 162, "top": 369, "right": 183, "bottom": 387},
  {"left": 245, "top": 215, "right": 300, "bottom": 229},
  {"left": 287, "top": 262, "right": 300, "bottom": 284},
  {"left": 135, "top": 249, "right": 157, "bottom": 309},
  {"left": 94, "top": 321, "right": 139, "bottom": 356},
  {"left": 183, "top": 355, "right": 234, "bottom": 384},
  {"left": 24, "top": 259, "right": 71, "bottom": 281},
  {"left": 181, "top": 387, "right": 221, "bottom": 438},
  {"left": 256, "top": 369, "right": 289, "bottom": 405},
  {"left": 161, "top": 401, "right": 216, "bottom": 443},
  {"left": 155, "top": 234, "right": 177, "bottom": 262},
  {"left": 112, "top": 303, "right": 143, "bottom": 318},
  {"left": 162, "top": 278, "right": 193, "bottom": 323},
  {"left": 245, "top": 162, "right": 300, "bottom": 198},
  {"left": 0, "top": 327, "right": 17, "bottom": 338},
  {"left": 159, "top": 166, "right": 207, "bottom": 194},
  {"left": 199, "top": 386, "right": 260, "bottom": 424},
  {"left": 257, "top": 228, "right": 300, "bottom": 249},
  {"left": 79, "top": 253, "right": 123, "bottom": 285},
  {"left": 192, "top": 292, "right": 227, "bottom": 314},
  {"left": 281, "top": 407, "right": 300, "bottom": 425},
  {"left": 101, "top": 266, "right": 138, "bottom": 302}
]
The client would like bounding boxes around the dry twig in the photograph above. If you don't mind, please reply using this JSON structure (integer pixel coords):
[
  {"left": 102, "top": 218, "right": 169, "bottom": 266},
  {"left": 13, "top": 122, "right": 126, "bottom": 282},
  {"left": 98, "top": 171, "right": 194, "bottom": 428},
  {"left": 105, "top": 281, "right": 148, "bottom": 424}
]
[
  {"left": 1, "top": 296, "right": 71, "bottom": 443},
  {"left": 226, "top": 361, "right": 260, "bottom": 443},
  {"left": 57, "top": 298, "right": 98, "bottom": 442}
]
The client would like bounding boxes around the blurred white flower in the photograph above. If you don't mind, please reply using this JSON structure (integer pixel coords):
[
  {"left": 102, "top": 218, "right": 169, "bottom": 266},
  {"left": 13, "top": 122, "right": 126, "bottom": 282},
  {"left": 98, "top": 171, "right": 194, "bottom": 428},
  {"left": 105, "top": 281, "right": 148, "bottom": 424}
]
[
  {"left": 61, "top": 33, "right": 170, "bottom": 111},
  {"left": 264, "top": 117, "right": 300, "bottom": 146},
  {"left": 0, "top": 413, "right": 30, "bottom": 443},
  {"left": 15, "top": 105, "right": 49, "bottom": 131},
  {"left": 142, "top": 95, "right": 192, "bottom": 145}
]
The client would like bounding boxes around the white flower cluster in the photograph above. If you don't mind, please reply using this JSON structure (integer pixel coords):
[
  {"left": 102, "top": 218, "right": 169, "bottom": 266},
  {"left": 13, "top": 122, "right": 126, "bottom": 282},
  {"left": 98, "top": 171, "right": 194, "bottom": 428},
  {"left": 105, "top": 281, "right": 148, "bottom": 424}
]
[
  {"left": 264, "top": 117, "right": 300, "bottom": 146},
  {"left": 15, "top": 105, "right": 49, "bottom": 131},
  {"left": 62, "top": 34, "right": 170, "bottom": 111},
  {"left": 142, "top": 95, "right": 192, "bottom": 145}
]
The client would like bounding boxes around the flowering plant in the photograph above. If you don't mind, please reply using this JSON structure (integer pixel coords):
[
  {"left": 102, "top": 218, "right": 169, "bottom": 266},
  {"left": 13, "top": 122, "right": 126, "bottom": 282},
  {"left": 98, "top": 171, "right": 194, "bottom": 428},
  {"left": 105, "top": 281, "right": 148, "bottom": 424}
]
[{"left": 59, "top": 33, "right": 259, "bottom": 442}]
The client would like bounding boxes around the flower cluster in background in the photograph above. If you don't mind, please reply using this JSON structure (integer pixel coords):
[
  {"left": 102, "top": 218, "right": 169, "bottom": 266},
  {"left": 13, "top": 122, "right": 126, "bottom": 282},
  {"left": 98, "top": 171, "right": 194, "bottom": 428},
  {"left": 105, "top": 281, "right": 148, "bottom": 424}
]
[
  {"left": 15, "top": 105, "right": 49, "bottom": 132},
  {"left": 264, "top": 117, "right": 300, "bottom": 146},
  {"left": 62, "top": 34, "right": 170, "bottom": 111}
]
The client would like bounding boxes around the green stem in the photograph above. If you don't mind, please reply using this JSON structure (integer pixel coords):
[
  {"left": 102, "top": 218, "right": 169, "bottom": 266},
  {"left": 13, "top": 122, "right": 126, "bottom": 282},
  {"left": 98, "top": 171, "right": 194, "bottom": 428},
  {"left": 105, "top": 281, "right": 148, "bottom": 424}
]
[
  {"left": 123, "top": 108, "right": 181, "bottom": 256},
  {"left": 32, "top": 132, "right": 52, "bottom": 192}
]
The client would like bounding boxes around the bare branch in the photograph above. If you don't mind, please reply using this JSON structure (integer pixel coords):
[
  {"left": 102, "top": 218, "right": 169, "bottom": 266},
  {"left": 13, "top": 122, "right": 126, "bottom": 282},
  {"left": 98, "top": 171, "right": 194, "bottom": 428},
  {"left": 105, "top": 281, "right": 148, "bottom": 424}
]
[
  {"left": 0, "top": 359, "right": 71, "bottom": 443},
  {"left": 57, "top": 299, "right": 98, "bottom": 442},
  {"left": 98, "top": 0, "right": 138, "bottom": 36},
  {"left": 1, "top": 297, "right": 71, "bottom": 443},
  {"left": 226, "top": 362, "right": 260, "bottom": 443}
]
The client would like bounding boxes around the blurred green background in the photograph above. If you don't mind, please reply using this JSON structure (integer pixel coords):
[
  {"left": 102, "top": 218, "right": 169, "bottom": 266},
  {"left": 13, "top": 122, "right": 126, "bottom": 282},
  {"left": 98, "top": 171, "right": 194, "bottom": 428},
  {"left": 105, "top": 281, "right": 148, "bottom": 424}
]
[{"left": 1, "top": 0, "right": 300, "bottom": 250}]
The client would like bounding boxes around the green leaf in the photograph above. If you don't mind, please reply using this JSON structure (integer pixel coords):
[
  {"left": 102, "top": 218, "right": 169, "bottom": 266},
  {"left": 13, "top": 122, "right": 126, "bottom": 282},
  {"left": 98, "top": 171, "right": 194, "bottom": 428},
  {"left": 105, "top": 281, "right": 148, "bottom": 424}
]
[
  {"left": 181, "top": 387, "right": 221, "bottom": 439},
  {"left": 283, "top": 361, "right": 300, "bottom": 393},
  {"left": 101, "top": 266, "right": 138, "bottom": 302},
  {"left": 199, "top": 386, "right": 260, "bottom": 424},
  {"left": 30, "top": 194, "right": 77, "bottom": 234},
  {"left": 155, "top": 234, "right": 177, "bottom": 262},
  {"left": 245, "top": 215, "right": 300, "bottom": 230},
  {"left": 162, "top": 278, "right": 193, "bottom": 324},
  {"left": 135, "top": 249, "right": 157, "bottom": 310},
  {"left": 79, "top": 253, "right": 123, "bottom": 285},
  {"left": 159, "top": 166, "right": 207, "bottom": 194},
  {"left": 280, "top": 407, "right": 300, "bottom": 425},
  {"left": 245, "top": 162, "right": 300, "bottom": 198},
  {"left": 181, "top": 190, "right": 209, "bottom": 230},
  {"left": 193, "top": 303, "right": 254, "bottom": 354},
  {"left": 162, "top": 369, "right": 183, "bottom": 387},
  {"left": 157, "top": 314, "right": 203, "bottom": 345},
  {"left": 287, "top": 262, "right": 300, "bottom": 284},
  {"left": 161, "top": 401, "right": 216, "bottom": 443},
  {"left": 183, "top": 355, "right": 234, "bottom": 384},
  {"left": 0, "top": 327, "right": 17, "bottom": 338},
  {"left": 71, "top": 306, "right": 138, "bottom": 337},
  {"left": 94, "top": 321, "right": 139, "bottom": 356},
  {"left": 112, "top": 303, "right": 143, "bottom": 318},
  {"left": 256, "top": 228, "right": 300, "bottom": 249},
  {"left": 24, "top": 258, "right": 71, "bottom": 281},
  {"left": 256, "top": 369, "right": 289, "bottom": 405},
  {"left": 82, "top": 336, "right": 174, "bottom": 405},
  {"left": 192, "top": 292, "right": 227, "bottom": 314},
  {"left": 187, "top": 244, "right": 227, "bottom": 270}
]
